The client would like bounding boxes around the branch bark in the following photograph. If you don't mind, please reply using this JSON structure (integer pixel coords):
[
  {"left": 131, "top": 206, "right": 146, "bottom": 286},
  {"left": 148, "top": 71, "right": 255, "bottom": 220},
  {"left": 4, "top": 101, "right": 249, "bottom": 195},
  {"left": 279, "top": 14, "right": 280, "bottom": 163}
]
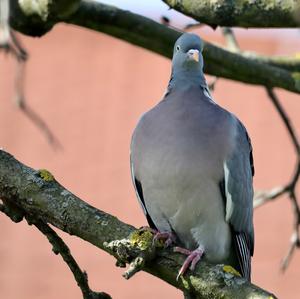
[
  {"left": 9, "top": 0, "right": 300, "bottom": 94},
  {"left": 163, "top": 0, "right": 300, "bottom": 28},
  {"left": 0, "top": 150, "right": 277, "bottom": 299}
]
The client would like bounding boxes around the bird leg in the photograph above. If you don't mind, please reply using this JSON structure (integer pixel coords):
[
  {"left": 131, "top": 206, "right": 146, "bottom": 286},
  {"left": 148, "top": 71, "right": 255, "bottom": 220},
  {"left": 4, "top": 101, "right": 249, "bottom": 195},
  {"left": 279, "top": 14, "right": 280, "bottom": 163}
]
[
  {"left": 174, "top": 246, "right": 205, "bottom": 280},
  {"left": 139, "top": 227, "right": 175, "bottom": 248}
]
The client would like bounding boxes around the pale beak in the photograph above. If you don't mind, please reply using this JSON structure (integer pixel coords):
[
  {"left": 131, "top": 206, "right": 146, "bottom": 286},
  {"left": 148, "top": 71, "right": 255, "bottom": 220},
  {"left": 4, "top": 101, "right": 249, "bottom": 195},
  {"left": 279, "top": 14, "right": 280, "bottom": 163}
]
[{"left": 187, "top": 49, "right": 199, "bottom": 62}]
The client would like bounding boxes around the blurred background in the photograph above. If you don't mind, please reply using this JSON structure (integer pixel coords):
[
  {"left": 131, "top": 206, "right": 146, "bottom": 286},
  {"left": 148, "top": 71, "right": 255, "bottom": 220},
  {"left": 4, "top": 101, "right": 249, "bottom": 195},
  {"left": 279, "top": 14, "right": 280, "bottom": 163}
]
[{"left": 0, "top": 1, "right": 300, "bottom": 298}]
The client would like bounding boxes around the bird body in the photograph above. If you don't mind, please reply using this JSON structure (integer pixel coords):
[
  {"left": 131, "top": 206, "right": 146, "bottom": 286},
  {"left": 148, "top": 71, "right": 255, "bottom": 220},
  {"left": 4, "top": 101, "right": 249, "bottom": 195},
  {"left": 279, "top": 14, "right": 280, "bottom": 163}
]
[{"left": 130, "top": 33, "right": 254, "bottom": 280}]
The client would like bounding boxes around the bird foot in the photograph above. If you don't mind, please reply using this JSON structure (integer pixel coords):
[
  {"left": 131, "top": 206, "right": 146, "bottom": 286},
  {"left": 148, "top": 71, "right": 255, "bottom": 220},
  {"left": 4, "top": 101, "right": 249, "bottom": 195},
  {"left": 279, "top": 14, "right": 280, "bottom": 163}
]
[
  {"left": 174, "top": 246, "right": 205, "bottom": 280},
  {"left": 139, "top": 227, "right": 175, "bottom": 248},
  {"left": 153, "top": 231, "right": 176, "bottom": 248}
]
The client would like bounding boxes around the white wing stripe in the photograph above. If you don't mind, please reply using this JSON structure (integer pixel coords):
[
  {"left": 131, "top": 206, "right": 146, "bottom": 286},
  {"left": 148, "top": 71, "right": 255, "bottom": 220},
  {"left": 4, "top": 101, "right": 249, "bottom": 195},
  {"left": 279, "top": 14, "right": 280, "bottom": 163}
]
[{"left": 236, "top": 234, "right": 251, "bottom": 280}]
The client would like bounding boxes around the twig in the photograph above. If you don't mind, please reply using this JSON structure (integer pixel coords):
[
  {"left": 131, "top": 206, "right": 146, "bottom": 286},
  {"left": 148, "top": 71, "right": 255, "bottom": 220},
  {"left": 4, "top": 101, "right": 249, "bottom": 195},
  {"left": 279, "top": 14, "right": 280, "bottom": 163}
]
[
  {"left": 221, "top": 27, "right": 240, "bottom": 53},
  {"left": 253, "top": 186, "right": 288, "bottom": 208},
  {"left": 27, "top": 217, "right": 112, "bottom": 299},
  {"left": 0, "top": 0, "right": 61, "bottom": 148},
  {"left": 263, "top": 88, "right": 300, "bottom": 270},
  {"left": 208, "top": 76, "right": 218, "bottom": 92},
  {"left": 266, "top": 89, "right": 300, "bottom": 154},
  {"left": 184, "top": 22, "right": 205, "bottom": 30},
  {"left": 281, "top": 191, "right": 300, "bottom": 271},
  {"left": 0, "top": 202, "right": 112, "bottom": 299},
  {"left": 19, "top": 103, "right": 63, "bottom": 149}
]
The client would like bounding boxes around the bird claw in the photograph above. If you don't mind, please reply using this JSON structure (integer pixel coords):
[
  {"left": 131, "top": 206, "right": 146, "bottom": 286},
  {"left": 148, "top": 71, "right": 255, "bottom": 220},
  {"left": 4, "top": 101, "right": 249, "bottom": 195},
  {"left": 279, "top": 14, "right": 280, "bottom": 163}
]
[
  {"left": 153, "top": 231, "right": 176, "bottom": 248},
  {"left": 174, "top": 246, "right": 204, "bottom": 280}
]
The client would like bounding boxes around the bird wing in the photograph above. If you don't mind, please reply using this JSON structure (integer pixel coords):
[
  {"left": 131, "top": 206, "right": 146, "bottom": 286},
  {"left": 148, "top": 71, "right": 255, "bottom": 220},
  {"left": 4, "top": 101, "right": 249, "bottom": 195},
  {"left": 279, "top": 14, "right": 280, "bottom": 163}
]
[
  {"left": 222, "top": 118, "right": 254, "bottom": 281},
  {"left": 130, "top": 153, "right": 157, "bottom": 229}
]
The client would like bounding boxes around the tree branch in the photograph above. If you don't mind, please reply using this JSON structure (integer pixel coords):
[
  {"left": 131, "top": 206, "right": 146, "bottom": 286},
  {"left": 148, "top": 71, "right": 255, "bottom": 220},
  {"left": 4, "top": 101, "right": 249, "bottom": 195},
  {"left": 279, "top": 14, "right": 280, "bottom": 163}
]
[
  {"left": 0, "top": 150, "right": 276, "bottom": 299},
  {"left": 0, "top": 200, "right": 111, "bottom": 299},
  {"left": 29, "top": 218, "right": 112, "bottom": 299},
  {"left": 9, "top": 0, "right": 300, "bottom": 94},
  {"left": 163, "top": 0, "right": 300, "bottom": 28},
  {"left": 0, "top": 0, "right": 61, "bottom": 147}
]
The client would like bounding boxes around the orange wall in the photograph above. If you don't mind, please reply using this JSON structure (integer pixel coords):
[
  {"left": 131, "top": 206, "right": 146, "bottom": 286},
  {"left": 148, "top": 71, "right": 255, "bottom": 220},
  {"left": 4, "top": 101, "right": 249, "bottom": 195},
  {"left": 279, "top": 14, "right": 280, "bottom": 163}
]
[{"left": 0, "top": 24, "right": 299, "bottom": 298}]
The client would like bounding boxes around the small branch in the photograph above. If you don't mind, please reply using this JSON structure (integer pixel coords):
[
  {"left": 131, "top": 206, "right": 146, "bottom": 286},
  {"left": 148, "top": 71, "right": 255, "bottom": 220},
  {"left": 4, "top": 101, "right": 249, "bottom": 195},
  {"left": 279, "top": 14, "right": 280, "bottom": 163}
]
[
  {"left": 28, "top": 217, "right": 111, "bottom": 299},
  {"left": 266, "top": 89, "right": 300, "bottom": 154},
  {"left": 258, "top": 88, "right": 300, "bottom": 271},
  {"left": 243, "top": 52, "right": 300, "bottom": 73},
  {"left": 207, "top": 76, "right": 218, "bottom": 92},
  {"left": 221, "top": 27, "right": 240, "bottom": 53},
  {"left": 19, "top": 103, "right": 63, "bottom": 149},
  {"left": 254, "top": 186, "right": 288, "bottom": 208},
  {"left": 163, "top": 0, "right": 300, "bottom": 28},
  {"left": 0, "top": 202, "right": 111, "bottom": 299},
  {"left": 0, "top": 150, "right": 276, "bottom": 299},
  {"left": 281, "top": 191, "right": 300, "bottom": 271},
  {"left": 1, "top": 0, "right": 60, "bottom": 147},
  {"left": 221, "top": 27, "right": 300, "bottom": 73}
]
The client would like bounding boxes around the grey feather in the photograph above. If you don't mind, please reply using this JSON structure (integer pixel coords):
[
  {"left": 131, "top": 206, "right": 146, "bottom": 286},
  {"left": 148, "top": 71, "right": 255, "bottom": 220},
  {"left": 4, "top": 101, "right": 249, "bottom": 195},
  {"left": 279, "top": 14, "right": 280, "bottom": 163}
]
[{"left": 223, "top": 120, "right": 254, "bottom": 280}]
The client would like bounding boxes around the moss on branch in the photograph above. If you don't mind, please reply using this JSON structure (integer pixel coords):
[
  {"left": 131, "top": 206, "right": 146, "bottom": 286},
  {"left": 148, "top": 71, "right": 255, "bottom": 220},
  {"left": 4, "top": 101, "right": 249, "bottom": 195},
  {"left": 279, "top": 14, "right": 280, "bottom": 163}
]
[
  {"left": 0, "top": 150, "right": 277, "bottom": 299},
  {"left": 163, "top": 0, "right": 300, "bottom": 28}
]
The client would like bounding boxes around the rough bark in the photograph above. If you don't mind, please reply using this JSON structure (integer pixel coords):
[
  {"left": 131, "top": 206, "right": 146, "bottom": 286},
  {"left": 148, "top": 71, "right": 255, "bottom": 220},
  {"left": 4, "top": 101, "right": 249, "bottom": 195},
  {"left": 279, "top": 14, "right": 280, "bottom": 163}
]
[
  {"left": 9, "top": 0, "right": 300, "bottom": 94},
  {"left": 163, "top": 0, "right": 300, "bottom": 28},
  {"left": 0, "top": 150, "right": 277, "bottom": 299}
]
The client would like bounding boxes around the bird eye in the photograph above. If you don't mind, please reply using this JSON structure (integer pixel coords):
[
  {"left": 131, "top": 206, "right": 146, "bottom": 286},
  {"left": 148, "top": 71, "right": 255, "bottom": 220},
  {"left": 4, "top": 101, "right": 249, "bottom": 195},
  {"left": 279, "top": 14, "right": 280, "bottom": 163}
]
[{"left": 176, "top": 45, "right": 180, "bottom": 51}]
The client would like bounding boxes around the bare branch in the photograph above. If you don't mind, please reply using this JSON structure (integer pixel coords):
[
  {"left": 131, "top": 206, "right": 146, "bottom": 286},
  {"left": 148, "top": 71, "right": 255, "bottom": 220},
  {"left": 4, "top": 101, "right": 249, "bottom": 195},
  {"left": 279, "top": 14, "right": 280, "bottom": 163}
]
[
  {"left": 162, "top": 0, "right": 300, "bottom": 28},
  {"left": 221, "top": 27, "right": 240, "bottom": 53},
  {"left": 0, "top": 150, "right": 277, "bottom": 299},
  {"left": 254, "top": 186, "right": 288, "bottom": 209},
  {"left": 28, "top": 217, "right": 112, "bottom": 299},
  {"left": 281, "top": 192, "right": 300, "bottom": 271},
  {"left": 1, "top": 0, "right": 60, "bottom": 147},
  {"left": 259, "top": 88, "right": 300, "bottom": 271},
  {"left": 242, "top": 52, "right": 300, "bottom": 73},
  {"left": 19, "top": 103, "right": 63, "bottom": 149},
  {"left": 207, "top": 76, "right": 218, "bottom": 92},
  {"left": 8, "top": 0, "right": 300, "bottom": 94},
  {"left": 0, "top": 202, "right": 111, "bottom": 299}
]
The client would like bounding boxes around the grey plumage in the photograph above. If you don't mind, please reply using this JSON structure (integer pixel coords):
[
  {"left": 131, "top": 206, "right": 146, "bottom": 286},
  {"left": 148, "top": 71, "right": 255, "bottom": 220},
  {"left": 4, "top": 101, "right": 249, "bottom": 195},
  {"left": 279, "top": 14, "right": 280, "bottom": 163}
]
[{"left": 130, "top": 33, "right": 254, "bottom": 280}]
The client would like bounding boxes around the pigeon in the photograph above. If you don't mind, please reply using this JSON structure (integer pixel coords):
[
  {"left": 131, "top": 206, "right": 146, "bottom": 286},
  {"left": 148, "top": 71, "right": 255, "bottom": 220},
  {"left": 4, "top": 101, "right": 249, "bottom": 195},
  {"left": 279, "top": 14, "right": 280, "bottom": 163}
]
[{"left": 130, "top": 33, "right": 254, "bottom": 281}]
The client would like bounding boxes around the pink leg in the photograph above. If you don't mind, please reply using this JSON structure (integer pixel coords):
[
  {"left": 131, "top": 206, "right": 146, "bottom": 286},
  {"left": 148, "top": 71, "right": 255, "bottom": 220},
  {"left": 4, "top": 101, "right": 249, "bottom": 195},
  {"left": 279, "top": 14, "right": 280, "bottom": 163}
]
[
  {"left": 139, "top": 227, "right": 175, "bottom": 248},
  {"left": 174, "top": 246, "right": 205, "bottom": 280},
  {"left": 153, "top": 231, "right": 176, "bottom": 248}
]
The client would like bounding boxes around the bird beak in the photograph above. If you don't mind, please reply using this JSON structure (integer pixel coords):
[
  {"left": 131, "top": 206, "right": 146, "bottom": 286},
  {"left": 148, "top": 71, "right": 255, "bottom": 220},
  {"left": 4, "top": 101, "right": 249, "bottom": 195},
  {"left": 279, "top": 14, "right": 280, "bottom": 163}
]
[{"left": 187, "top": 49, "right": 199, "bottom": 62}]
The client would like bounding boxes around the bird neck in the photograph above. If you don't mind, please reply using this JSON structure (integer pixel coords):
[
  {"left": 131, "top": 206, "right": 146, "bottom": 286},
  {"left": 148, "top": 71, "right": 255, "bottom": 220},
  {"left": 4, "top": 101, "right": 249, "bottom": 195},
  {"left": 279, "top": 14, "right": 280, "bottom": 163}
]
[{"left": 168, "top": 69, "right": 207, "bottom": 91}]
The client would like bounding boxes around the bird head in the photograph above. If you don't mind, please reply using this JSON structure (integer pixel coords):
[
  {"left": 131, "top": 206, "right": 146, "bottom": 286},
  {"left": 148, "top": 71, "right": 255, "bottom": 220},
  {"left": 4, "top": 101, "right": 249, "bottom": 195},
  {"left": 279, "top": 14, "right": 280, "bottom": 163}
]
[{"left": 172, "top": 33, "right": 204, "bottom": 74}]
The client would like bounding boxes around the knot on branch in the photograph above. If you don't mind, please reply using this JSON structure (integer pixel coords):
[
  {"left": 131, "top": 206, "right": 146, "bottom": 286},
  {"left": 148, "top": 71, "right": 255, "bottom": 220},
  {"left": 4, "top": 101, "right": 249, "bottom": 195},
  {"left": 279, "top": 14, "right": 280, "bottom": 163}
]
[
  {"left": 104, "top": 229, "right": 158, "bottom": 279},
  {"left": 0, "top": 199, "right": 25, "bottom": 223},
  {"left": 11, "top": 0, "right": 81, "bottom": 36}
]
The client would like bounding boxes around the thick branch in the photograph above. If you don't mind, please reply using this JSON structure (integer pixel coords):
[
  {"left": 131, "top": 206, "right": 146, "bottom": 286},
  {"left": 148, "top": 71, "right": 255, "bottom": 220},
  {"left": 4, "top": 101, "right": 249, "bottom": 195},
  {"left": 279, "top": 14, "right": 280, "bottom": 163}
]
[
  {"left": 9, "top": 0, "right": 300, "bottom": 94},
  {"left": 0, "top": 150, "right": 276, "bottom": 299},
  {"left": 163, "top": 0, "right": 300, "bottom": 28}
]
